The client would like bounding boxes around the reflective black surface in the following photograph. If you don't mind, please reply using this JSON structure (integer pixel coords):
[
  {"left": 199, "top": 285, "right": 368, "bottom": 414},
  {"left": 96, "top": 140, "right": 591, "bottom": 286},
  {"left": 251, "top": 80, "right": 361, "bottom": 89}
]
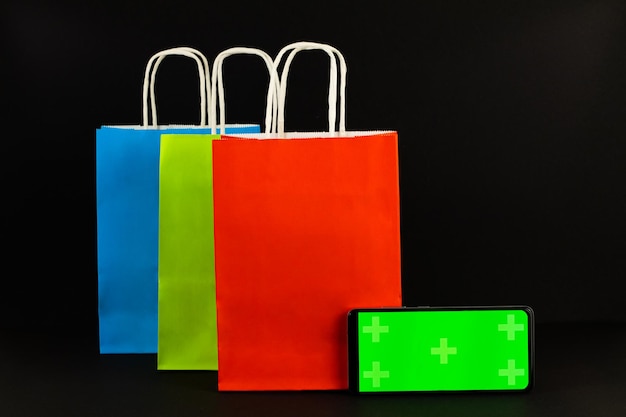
[{"left": 1, "top": 322, "right": 624, "bottom": 417}]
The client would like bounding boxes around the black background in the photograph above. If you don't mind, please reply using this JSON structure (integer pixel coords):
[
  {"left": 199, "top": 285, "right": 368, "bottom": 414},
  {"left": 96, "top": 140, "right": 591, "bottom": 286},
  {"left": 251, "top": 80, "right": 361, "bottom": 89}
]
[
  {"left": 2, "top": 1, "right": 626, "bottom": 416},
  {"left": 2, "top": 0, "right": 626, "bottom": 336}
]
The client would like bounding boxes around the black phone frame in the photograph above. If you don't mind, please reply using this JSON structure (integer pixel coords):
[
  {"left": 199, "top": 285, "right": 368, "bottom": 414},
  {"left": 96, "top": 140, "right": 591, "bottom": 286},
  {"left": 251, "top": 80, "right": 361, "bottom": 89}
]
[{"left": 347, "top": 305, "right": 535, "bottom": 394}]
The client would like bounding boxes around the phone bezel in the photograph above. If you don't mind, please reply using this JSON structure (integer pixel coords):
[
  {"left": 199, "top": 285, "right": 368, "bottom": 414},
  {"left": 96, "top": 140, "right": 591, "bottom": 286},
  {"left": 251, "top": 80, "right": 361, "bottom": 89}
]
[{"left": 347, "top": 305, "right": 535, "bottom": 394}]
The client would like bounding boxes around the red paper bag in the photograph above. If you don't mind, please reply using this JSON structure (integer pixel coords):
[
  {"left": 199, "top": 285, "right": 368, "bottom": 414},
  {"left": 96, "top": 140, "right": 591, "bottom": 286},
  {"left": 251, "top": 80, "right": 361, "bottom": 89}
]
[{"left": 212, "top": 42, "right": 402, "bottom": 391}]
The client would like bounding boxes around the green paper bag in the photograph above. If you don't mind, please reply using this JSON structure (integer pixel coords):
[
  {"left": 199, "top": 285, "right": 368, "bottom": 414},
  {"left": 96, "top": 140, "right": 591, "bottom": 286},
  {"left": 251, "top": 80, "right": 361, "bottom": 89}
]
[
  {"left": 157, "top": 133, "right": 220, "bottom": 370},
  {"left": 156, "top": 47, "right": 278, "bottom": 370}
]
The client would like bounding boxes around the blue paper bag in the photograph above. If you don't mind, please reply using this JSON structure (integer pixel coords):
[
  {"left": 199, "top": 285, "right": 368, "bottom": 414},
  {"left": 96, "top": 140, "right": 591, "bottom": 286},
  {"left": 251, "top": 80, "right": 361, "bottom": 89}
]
[{"left": 96, "top": 47, "right": 259, "bottom": 353}]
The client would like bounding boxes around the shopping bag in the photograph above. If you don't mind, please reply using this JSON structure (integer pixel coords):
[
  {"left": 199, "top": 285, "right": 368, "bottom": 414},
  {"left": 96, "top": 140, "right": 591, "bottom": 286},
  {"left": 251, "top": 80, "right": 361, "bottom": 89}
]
[
  {"left": 96, "top": 47, "right": 259, "bottom": 354},
  {"left": 212, "top": 42, "right": 403, "bottom": 390},
  {"left": 156, "top": 47, "right": 278, "bottom": 370}
]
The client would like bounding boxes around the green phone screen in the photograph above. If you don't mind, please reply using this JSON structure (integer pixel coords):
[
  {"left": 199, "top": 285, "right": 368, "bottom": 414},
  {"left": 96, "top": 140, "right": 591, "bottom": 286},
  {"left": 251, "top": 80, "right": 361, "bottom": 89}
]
[{"left": 353, "top": 307, "right": 533, "bottom": 392}]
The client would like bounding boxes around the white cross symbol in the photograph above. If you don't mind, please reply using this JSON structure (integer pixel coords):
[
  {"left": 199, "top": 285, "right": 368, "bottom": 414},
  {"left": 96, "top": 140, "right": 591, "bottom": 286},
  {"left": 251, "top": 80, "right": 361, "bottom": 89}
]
[
  {"left": 498, "top": 359, "right": 525, "bottom": 385},
  {"left": 430, "top": 338, "right": 458, "bottom": 364},
  {"left": 362, "top": 316, "right": 389, "bottom": 343},
  {"left": 498, "top": 314, "right": 525, "bottom": 341},
  {"left": 363, "top": 361, "right": 390, "bottom": 388}
]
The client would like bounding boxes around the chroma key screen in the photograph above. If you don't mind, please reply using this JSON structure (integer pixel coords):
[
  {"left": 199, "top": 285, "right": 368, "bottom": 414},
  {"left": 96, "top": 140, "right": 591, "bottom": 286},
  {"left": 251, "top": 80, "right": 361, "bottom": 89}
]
[{"left": 349, "top": 307, "right": 534, "bottom": 393}]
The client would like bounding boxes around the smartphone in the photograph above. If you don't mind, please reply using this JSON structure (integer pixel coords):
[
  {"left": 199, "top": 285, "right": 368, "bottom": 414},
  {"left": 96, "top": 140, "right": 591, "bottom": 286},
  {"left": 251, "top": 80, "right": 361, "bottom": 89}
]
[{"left": 347, "top": 305, "right": 534, "bottom": 393}]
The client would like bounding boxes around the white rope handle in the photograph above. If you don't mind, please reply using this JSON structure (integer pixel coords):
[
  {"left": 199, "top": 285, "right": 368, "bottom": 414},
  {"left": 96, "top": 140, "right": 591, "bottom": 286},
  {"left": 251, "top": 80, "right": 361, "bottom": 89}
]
[
  {"left": 273, "top": 41, "right": 347, "bottom": 135},
  {"left": 210, "top": 47, "right": 280, "bottom": 134},
  {"left": 142, "top": 47, "right": 209, "bottom": 127},
  {"left": 149, "top": 47, "right": 210, "bottom": 127}
]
